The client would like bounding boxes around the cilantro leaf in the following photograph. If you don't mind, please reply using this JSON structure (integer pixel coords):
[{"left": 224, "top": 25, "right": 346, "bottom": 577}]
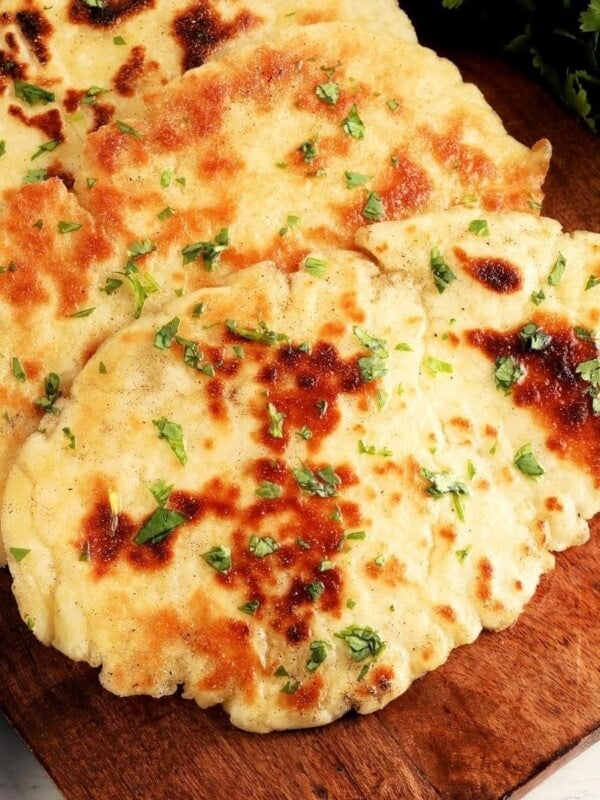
[{"left": 134, "top": 507, "right": 188, "bottom": 545}]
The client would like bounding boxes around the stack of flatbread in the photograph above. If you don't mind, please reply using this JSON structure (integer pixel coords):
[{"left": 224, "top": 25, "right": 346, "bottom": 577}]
[{"left": 0, "top": 1, "right": 597, "bottom": 732}]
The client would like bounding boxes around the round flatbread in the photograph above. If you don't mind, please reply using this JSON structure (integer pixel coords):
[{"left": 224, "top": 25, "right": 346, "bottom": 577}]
[
  {"left": 0, "top": 21, "right": 551, "bottom": 566},
  {"left": 75, "top": 22, "right": 551, "bottom": 276},
  {"left": 0, "top": 0, "right": 417, "bottom": 188},
  {"left": 4, "top": 229, "right": 597, "bottom": 731}
]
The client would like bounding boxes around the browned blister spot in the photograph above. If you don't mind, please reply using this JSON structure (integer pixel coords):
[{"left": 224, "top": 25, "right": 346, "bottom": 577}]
[
  {"left": 112, "top": 44, "right": 146, "bottom": 96},
  {"left": 365, "top": 555, "right": 406, "bottom": 587},
  {"left": 427, "top": 121, "right": 497, "bottom": 184},
  {"left": 8, "top": 105, "right": 63, "bottom": 142},
  {"left": 16, "top": 10, "right": 53, "bottom": 64},
  {"left": 281, "top": 675, "right": 323, "bottom": 711},
  {"left": 173, "top": 3, "right": 261, "bottom": 72},
  {"left": 1, "top": 180, "right": 113, "bottom": 315},
  {"left": 469, "top": 318, "right": 600, "bottom": 484},
  {"left": 476, "top": 557, "right": 494, "bottom": 602},
  {"left": 436, "top": 605, "right": 457, "bottom": 623},
  {"left": 455, "top": 247, "right": 522, "bottom": 293},
  {"left": 68, "top": 0, "right": 155, "bottom": 26},
  {"left": 246, "top": 341, "right": 369, "bottom": 454}
]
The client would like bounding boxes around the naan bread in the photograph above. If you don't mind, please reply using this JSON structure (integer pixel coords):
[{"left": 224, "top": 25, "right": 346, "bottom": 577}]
[
  {"left": 4, "top": 223, "right": 598, "bottom": 730},
  {"left": 74, "top": 22, "right": 551, "bottom": 276},
  {"left": 0, "top": 22, "right": 551, "bottom": 565},
  {"left": 0, "top": 0, "right": 417, "bottom": 187}
]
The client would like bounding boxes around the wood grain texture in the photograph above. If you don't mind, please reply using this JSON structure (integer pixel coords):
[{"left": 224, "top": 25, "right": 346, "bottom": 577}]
[{"left": 0, "top": 47, "right": 599, "bottom": 800}]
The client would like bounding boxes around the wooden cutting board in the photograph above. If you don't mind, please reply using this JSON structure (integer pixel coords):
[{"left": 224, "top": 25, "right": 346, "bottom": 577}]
[{"left": 1, "top": 46, "right": 599, "bottom": 800}]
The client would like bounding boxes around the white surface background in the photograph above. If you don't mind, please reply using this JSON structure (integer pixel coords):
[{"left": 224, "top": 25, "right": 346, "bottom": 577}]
[{"left": 0, "top": 711, "right": 598, "bottom": 799}]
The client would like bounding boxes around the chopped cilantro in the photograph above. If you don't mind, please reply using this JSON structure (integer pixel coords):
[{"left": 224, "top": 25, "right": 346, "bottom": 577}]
[
  {"left": 576, "top": 356, "right": 600, "bottom": 414},
  {"left": 154, "top": 317, "right": 180, "bottom": 350},
  {"left": 70, "top": 307, "right": 95, "bottom": 319},
  {"left": 421, "top": 468, "right": 469, "bottom": 522},
  {"left": 299, "top": 139, "right": 318, "bottom": 163},
  {"left": 153, "top": 417, "right": 187, "bottom": 465},
  {"left": 35, "top": 372, "right": 61, "bottom": 413},
  {"left": 23, "top": 168, "right": 48, "bottom": 184},
  {"left": 133, "top": 507, "right": 188, "bottom": 546},
  {"left": 548, "top": 253, "right": 566, "bottom": 285},
  {"left": 58, "top": 221, "right": 82, "bottom": 234},
  {"left": 281, "top": 680, "right": 300, "bottom": 694},
  {"left": 116, "top": 120, "right": 142, "bottom": 138},
  {"left": 181, "top": 228, "right": 229, "bottom": 270},
  {"left": 304, "top": 257, "right": 327, "bottom": 278},
  {"left": 513, "top": 443, "right": 544, "bottom": 477},
  {"left": 267, "top": 402, "right": 285, "bottom": 438},
  {"left": 456, "top": 544, "right": 472, "bottom": 563},
  {"left": 361, "top": 191, "right": 385, "bottom": 221},
  {"left": 202, "top": 545, "right": 231, "bottom": 572},
  {"left": 225, "top": 319, "right": 287, "bottom": 346},
  {"left": 585, "top": 275, "right": 600, "bottom": 290},
  {"left": 12, "top": 357, "right": 26, "bottom": 383},
  {"left": 494, "top": 355, "right": 525, "bottom": 392},
  {"left": 113, "top": 35, "right": 126, "bottom": 45},
  {"left": 341, "top": 104, "right": 365, "bottom": 138},
  {"left": 468, "top": 219, "right": 490, "bottom": 236},
  {"left": 101, "top": 277, "right": 123, "bottom": 295},
  {"left": 335, "top": 625, "right": 385, "bottom": 662},
  {"left": 306, "top": 641, "right": 329, "bottom": 672},
  {"left": 62, "top": 427, "right": 76, "bottom": 448},
  {"left": 430, "top": 248, "right": 456, "bottom": 293},
  {"left": 157, "top": 206, "right": 175, "bottom": 221},
  {"left": 239, "top": 599, "right": 260, "bottom": 616},
  {"left": 14, "top": 80, "right": 55, "bottom": 105},
  {"left": 424, "top": 356, "right": 453, "bottom": 375},
  {"left": 9, "top": 547, "right": 31, "bottom": 563},
  {"left": 530, "top": 289, "right": 546, "bottom": 306},
  {"left": 353, "top": 325, "right": 389, "bottom": 383},
  {"left": 248, "top": 535, "right": 280, "bottom": 558},
  {"left": 519, "top": 322, "right": 552, "bottom": 351},
  {"left": 346, "top": 530, "right": 366, "bottom": 541},
  {"left": 315, "top": 81, "right": 340, "bottom": 105},
  {"left": 149, "top": 479, "right": 173, "bottom": 507},
  {"left": 31, "top": 139, "right": 60, "bottom": 160},
  {"left": 255, "top": 481, "right": 283, "bottom": 499},
  {"left": 344, "top": 170, "right": 372, "bottom": 188},
  {"left": 292, "top": 463, "right": 341, "bottom": 497},
  {"left": 358, "top": 439, "right": 393, "bottom": 457},
  {"left": 306, "top": 580, "right": 326, "bottom": 601}
]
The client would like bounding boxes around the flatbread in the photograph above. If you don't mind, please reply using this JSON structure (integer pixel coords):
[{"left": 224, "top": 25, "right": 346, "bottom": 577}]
[
  {"left": 74, "top": 22, "right": 551, "bottom": 275},
  {"left": 0, "top": 22, "right": 551, "bottom": 565},
  {"left": 4, "top": 219, "right": 598, "bottom": 730},
  {"left": 0, "top": 0, "right": 417, "bottom": 188}
]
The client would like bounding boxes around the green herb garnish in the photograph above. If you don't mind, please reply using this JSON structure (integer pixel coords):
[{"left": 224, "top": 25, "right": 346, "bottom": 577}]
[
  {"left": 341, "top": 104, "right": 365, "bottom": 138},
  {"left": 134, "top": 507, "right": 188, "bottom": 545},
  {"left": 519, "top": 322, "right": 552, "bottom": 351},
  {"left": 292, "top": 463, "right": 341, "bottom": 497},
  {"left": 315, "top": 81, "right": 340, "bottom": 105},
  {"left": 494, "top": 355, "right": 525, "bottom": 392},
  {"left": 430, "top": 247, "right": 456, "bottom": 293},
  {"left": 335, "top": 625, "right": 385, "bottom": 662},
  {"left": 202, "top": 545, "right": 232, "bottom": 572},
  {"left": 248, "top": 535, "right": 280, "bottom": 558},
  {"left": 513, "top": 443, "right": 544, "bottom": 477},
  {"left": 153, "top": 417, "right": 188, "bottom": 465},
  {"left": 181, "top": 228, "right": 229, "bottom": 270},
  {"left": 14, "top": 80, "right": 55, "bottom": 105}
]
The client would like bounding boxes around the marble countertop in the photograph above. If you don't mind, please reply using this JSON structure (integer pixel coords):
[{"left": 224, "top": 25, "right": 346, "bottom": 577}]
[{"left": 0, "top": 712, "right": 598, "bottom": 800}]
